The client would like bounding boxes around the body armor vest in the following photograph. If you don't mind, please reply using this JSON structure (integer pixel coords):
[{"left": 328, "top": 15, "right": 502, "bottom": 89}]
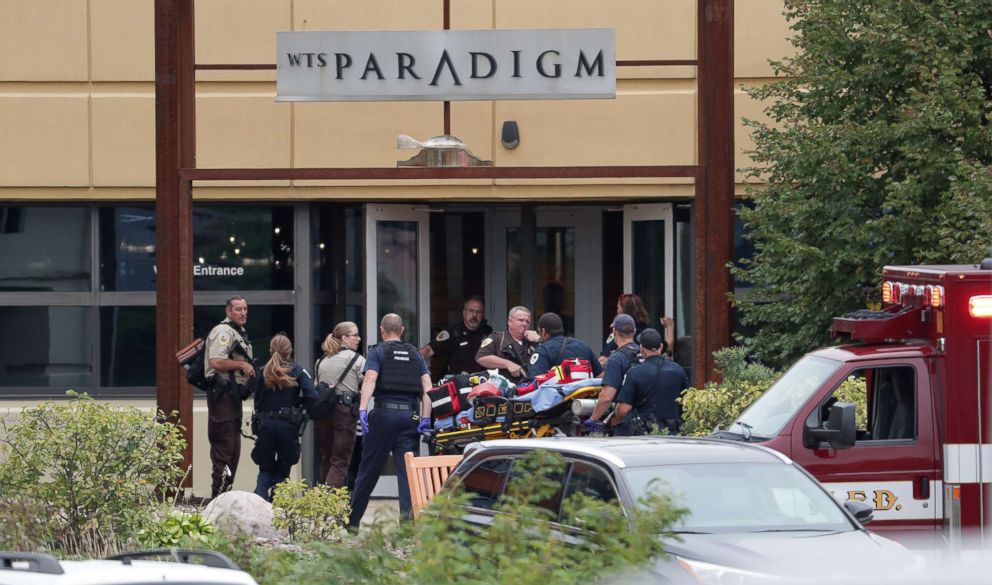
[{"left": 374, "top": 342, "right": 423, "bottom": 396}]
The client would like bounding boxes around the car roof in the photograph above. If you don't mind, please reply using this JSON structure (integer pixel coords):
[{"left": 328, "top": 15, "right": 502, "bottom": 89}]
[
  {"left": 0, "top": 559, "right": 257, "bottom": 585},
  {"left": 466, "top": 436, "right": 792, "bottom": 469}
]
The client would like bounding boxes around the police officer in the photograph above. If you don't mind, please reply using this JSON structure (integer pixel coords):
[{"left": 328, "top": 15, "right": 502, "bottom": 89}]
[
  {"left": 584, "top": 314, "right": 641, "bottom": 432},
  {"left": 204, "top": 295, "right": 255, "bottom": 499},
  {"left": 529, "top": 312, "right": 603, "bottom": 377},
  {"left": 612, "top": 328, "right": 689, "bottom": 436},
  {"left": 420, "top": 296, "right": 493, "bottom": 375},
  {"left": 252, "top": 333, "right": 318, "bottom": 501},
  {"left": 475, "top": 306, "right": 537, "bottom": 383},
  {"left": 348, "top": 313, "right": 432, "bottom": 528}
]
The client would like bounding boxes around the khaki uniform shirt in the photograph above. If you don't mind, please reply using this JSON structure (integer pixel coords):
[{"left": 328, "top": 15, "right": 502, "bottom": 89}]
[
  {"left": 315, "top": 349, "right": 366, "bottom": 395},
  {"left": 204, "top": 319, "right": 254, "bottom": 385},
  {"left": 474, "top": 331, "right": 535, "bottom": 382}
]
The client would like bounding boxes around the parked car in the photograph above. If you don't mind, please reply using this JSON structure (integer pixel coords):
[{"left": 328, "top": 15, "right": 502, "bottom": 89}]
[
  {"left": 444, "top": 436, "right": 922, "bottom": 583},
  {"left": 0, "top": 549, "right": 258, "bottom": 585}
]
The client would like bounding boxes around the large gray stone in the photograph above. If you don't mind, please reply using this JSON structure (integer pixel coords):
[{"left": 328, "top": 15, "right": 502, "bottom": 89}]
[{"left": 202, "top": 490, "right": 285, "bottom": 540}]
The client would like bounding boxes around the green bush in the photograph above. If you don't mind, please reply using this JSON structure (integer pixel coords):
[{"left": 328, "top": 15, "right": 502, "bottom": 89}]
[
  {"left": 0, "top": 391, "right": 186, "bottom": 556},
  {"left": 138, "top": 510, "right": 218, "bottom": 549},
  {"left": 679, "top": 347, "right": 779, "bottom": 436},
  {"left": 271, "top": 479, "right": 351, "bottom": 542},
  {"left": 274, "top": 450, "right": 686, "bottom": 585}
]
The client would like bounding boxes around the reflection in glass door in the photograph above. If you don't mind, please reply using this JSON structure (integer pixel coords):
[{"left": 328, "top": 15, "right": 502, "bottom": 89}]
[
  {"left": 487, "top": 208, "right": 602, "bottom": 346},
  {"left": 365, "top": 206, "right": 430, "bottom": 346},
  {"left": 622, "top": 203, "right": 675, "bottom": 329}
]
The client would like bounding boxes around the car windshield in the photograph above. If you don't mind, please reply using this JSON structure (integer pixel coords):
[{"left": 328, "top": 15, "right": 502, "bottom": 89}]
[
  {"left": 624, "top": 462, "right": 852, "bottom": 533},
  {"left": 727, "top": 355, "right": 840, "bottom": 438}
]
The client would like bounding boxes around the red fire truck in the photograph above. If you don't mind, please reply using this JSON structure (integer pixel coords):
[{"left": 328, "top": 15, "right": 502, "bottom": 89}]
[{"left": 714, "top": 260, "right": 992, "bottom": 548}]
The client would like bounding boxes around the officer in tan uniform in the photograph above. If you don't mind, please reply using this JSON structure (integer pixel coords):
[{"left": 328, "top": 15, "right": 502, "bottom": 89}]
[
  {"left": 475, "top": 306, "right": 538, "bottom": 383},
  {"left": 205, "top": 295, "right": 255, "bottom": 499}
]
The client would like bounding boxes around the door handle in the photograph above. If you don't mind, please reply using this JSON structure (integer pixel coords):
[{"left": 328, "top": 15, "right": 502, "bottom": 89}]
[{"left": 914, "top": 475, "right": 930, "bottom": 500}]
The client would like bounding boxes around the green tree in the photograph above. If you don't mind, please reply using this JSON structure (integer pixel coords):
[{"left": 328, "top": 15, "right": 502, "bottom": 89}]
[{"left": 737, "top": 0, "right": 992, "bottom": 366}]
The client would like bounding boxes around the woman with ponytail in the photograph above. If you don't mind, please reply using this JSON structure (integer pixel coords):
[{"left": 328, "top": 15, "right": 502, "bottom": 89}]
[
  {"left": 314, "top": 321, "right": 366, "bottom": 488},
  {"left": 251, "top": 333, "right": 317, "bottom": 501}
]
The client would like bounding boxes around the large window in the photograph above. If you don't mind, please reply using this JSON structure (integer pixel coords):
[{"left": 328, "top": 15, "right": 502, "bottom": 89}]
[{"left": 0, "top": 204, "right": 300, "bottom": 398}]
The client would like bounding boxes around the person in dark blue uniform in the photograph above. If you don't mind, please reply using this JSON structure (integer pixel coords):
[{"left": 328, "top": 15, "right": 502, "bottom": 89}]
[
  {"left": 349, "top": 313, "right": 432, "bottom": 528},
  {"left": 251, "top": 333, "right": 318, "bottom": 502},
  {"left": 529, "top": 312, "right": 603, "bottom": 377},
  {"left": 420, "top": 296, "right": 493, "bottom": 375},
  {"left": 612, "top": 328, "right": 689, "bottom": 436},
  {"left": 584, "top": 314, "right": 641, "bottom": 432}
]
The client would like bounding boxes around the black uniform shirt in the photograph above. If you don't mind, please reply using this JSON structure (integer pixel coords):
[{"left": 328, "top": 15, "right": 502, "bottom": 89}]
[
  {"left": 616, "top": 356, "right": 689, "bottom": 422},
  {"left": 255, "top": 364, "right": 318, "bottom": 412},
  {"left": 429, "top": 319, "right": 494, "bottom": 374},
  {"left": 600, "top": 320, "right": 648, "bottom": 357},
  {"left": 474, "top": 331, "right": 535, "bottom": 382},
  {"left": 530, "top": 335, "right": 604, "bottom": 377}
]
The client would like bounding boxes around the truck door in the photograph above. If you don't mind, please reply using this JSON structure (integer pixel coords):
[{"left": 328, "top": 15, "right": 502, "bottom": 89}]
[{"left": 789, "top": 359, "right": 939, "bottom": 539}]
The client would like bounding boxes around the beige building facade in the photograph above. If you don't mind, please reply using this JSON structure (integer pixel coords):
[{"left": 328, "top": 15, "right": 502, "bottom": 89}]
[{"left": 0, "top": 0, "right": 792, "bottom": 496}]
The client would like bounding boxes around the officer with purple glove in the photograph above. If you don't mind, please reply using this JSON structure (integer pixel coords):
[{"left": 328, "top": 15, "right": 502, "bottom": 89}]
[{"left": 348, "top": 313, "right": 433, "bottom": 529}]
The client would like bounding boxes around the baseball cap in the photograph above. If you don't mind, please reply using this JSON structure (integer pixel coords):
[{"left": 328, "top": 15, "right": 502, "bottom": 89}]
[
  {"left": 611, "top": 313, "right": 636, "bottom": 334},
  {"left": 639, "top": 328, "right": 663, "bottom": 351}
]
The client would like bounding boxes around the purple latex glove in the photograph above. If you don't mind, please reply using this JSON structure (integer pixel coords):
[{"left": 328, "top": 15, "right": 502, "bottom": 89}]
[
  {"left": 359, "top": 409, "right": 369, "bottom": 434},
  {"left": 416, "top": 419, "right": 431, "bottom": 434},
  {"left": 582, "top": 418, "right": 604, "bottom": 434}
]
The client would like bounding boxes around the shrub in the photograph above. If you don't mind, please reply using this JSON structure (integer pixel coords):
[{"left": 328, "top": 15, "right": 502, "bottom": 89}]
[
  {"left": 680, "top": 347, "right": 779, "bottom": 436},
  {"left": 0, "top": 391, "right": 186, "bottom": 556},
  {"left": 277, "top": 450, "right": 686, "bottom": 585},
  {"left": 138, "top": 510, "right": 218, "bottom": 549},
  {"left": 271, "top": 479, "right": 351, "bottom": 542}
]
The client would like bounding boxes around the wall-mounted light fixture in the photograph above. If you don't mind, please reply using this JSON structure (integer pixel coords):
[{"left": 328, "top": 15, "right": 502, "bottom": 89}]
[{"left": 501, "top": 120, "right": 520, "bottom": 149}]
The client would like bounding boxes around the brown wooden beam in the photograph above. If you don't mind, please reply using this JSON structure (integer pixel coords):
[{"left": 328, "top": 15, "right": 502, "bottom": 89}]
[
  {"left": 695, "top": 0, "right": 735, "bottom": 387},
  {"left": 181, "top": 165, "right": 700, "bottom": 181},
  {"left": 155, "top": 0, "right": 194, "bottom": 483}
]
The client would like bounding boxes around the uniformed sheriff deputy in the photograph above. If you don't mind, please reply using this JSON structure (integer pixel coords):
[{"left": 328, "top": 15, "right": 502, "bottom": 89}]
[
  {"left": 204, "top": 295, "right": 255, "bottom": 499},
  {"left": 252, "top": 333, "right": 318, "bottom": 501},
  {"left": 584, "top": 313, "right": 641, "bottom": 432},
  {"left": 420, "top": 296, "right": 493, "bottom": 375},
  {"left": 612, "top": 328, "right": 689, "bottom": 436},
  {"left": 475, "top": 306, "right": 537, "bottom": 383},
  {"left": 348, "top": 313, "right": 432, "bottom": 528},
  {"left": 530, "top": 312, "right": 603, "bottom": 377}
]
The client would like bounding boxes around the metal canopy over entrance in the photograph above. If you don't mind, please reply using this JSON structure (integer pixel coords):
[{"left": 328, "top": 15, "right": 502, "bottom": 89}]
[{"left": 154, "top": 0, "right": 735, "bottom": 477}]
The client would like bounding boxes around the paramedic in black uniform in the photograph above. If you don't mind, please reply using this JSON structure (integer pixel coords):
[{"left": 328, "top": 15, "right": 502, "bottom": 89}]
[
  {"left": 529, "top": 312, "right": 603, "bottom": 377},
  {"left": 475, "top": 306, "right": 538, "bottom": 383},
  {"left": 612, "top": 328, "right": 689, "bottom": 436},
  {"left": 584, "top": 314, "right": 641, "bottom": 432},
  {"left": 348, "top": 313, "right": 432, "bottom": 529},
  {"left": 420, "top": 296, "right": 493, "bottom": 375}
]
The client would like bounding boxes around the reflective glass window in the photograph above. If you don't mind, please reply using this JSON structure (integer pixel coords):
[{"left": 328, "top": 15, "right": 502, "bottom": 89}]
[
  {"left": 0, "top": 307, "right": 94, "bottom": 388},
  {"left": 100, "top": 306, "right": 156, "bottom": 387},
  {"left": 0, "top": 207, "right": 91, "bottom": 292},
  {"left": 193, "top": 206, "right": 294, "bottom": 291},
  {"left": 99, "top": 207, "right": 156, "bottom": 292},
  {"left": 632, "top": 219, "right": 666, "bottom": 321},
  {"left": 375, "top": 220, "right": 420, "bottom": 343},
  {"left": 507, "top": 227, "right": 576, "bottom": 335}
]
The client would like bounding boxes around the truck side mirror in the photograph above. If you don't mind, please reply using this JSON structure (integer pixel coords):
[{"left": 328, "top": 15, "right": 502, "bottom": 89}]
[
  {"left": 843, "top": 499, "right": 874, "bottom": 526},
  {"left": 805, "top": 401, "right": 856, "bottom": 450}
]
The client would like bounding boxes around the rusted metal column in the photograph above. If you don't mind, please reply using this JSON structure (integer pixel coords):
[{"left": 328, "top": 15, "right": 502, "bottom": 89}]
[
  {"left": 155, "top": 0, "right": 195, "bottom": 481},
  {"left": 694, "top": 0, "right": 735, "bottom": 387}
]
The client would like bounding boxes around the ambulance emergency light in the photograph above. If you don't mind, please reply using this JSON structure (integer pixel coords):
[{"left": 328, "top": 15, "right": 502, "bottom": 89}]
[
  {"left": 882, "top": 281, "right": 944, "bottom": 308},
  {"left": 969, "top": 295, "right": 992, "bottom": 318}
]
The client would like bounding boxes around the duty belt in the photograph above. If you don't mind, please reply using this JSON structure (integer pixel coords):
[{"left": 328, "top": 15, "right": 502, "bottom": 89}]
[
  {"left": 378, "top": 401, "right": 415, "bottom": 410},
  {"left": 259, "top": 407, "right": 303, "bottom": 420}
]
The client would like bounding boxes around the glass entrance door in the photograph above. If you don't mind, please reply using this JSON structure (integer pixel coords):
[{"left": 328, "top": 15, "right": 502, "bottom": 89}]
[
  {"left": 486, "top": 208, "right": 603, "bottom": 346},
  {"left": 365, "top": 205, "right": 430, "bottom": 346},
  {"left": 622, "top": 203, "right": 675, "bottom": 330}
]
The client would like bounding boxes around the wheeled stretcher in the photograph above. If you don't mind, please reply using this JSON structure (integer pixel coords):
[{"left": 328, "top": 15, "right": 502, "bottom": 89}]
[{"left": 426, "top": 382, "right": 601, "bottom": 454}]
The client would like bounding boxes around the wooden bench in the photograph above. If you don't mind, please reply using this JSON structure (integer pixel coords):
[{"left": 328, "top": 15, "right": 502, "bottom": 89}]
[{"left": 404, "top": 451, "right": 463, "bottom": 518}]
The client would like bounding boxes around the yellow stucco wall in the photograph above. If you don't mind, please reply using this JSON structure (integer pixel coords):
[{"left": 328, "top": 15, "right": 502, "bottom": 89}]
[{"left": 0, "top": 0, "right": 792, "bottom": 200}]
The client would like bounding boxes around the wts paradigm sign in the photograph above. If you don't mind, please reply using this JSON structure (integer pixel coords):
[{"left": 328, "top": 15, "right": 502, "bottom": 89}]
[{"left": 276, "top": 29, "right": 615, "bottom": 102}]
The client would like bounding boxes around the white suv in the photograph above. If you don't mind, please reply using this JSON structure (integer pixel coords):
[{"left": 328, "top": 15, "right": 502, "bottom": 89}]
[{"left": 0, "top": 549, "right": 258, "bottom": 585}]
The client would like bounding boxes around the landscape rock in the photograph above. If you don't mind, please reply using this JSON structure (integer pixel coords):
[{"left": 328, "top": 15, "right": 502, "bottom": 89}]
[{"left": 202, "top": 490, "right": 286, "bottom": 540}]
